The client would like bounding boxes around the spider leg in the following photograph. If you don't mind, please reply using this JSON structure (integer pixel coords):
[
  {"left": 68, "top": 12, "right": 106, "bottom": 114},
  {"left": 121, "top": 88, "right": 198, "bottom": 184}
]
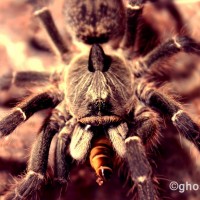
[
  {"left": 123, "top": 0, "right": 187, "bottom": 57},
  {"left": 134, "top": 104, "right": 161, "bottom": 149},
  {"left": 125, "top": 0, "right": 161, "bottom": 57},
  {"left": 34, "top": 7, "right": 70, "bottom": 60},
  {"left": 3, "top": 108, "right": 66, "bottom": 200},
  {"left": 0, "top": 89, "right": 63, "bottom": 137},
  {"left": 125, "top": 136, "right": 158, "bottom": 200},
  {"left": 150, "top": 0, "right": 187, "bottom": 33},
  {"left": 54, "top": 118, "right": 77, "bottom": 184},
  {"left": 133, "top": 14, "right": 161, "bottom": 57},
  {"left": 135, "top": 0, "right": 188, "bottom": 56},
  {"left": 122, "top": 0, "right": 145, "bottom": 50},
  {"left": 136, "top": 81, "right": 200, "bottom": 150},
  {"left": 133, "top": 36, "right": 200, "bottom": 77},
  {"left": 107, "top": 122, "right": 158, "bottom": 199},
  {"left": 0, "top": 71, "right": 54, "bottom": 90},
  {"left": 51, "top": 117, "right": 77, "bottom": 199}
]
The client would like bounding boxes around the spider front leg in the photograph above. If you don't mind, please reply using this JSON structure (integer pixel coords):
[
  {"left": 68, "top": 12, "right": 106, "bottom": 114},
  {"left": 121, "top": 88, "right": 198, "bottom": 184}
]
[
  {"left": 125, "top": 105, "right": 161, "bottom": 199},
  {"left": 0, "top": 88, "right": 63, "bottom": 137},
  {"left": 136, "top": 81, "right": 200, "bottom": 150},
  {"left": 125, "top": 136, "right": 158, "bottom": 200},
  {"left": 108, "top": 121, "right": 158, "bottom": 200},
  {"left": 54, "top": 118, "right": 77, "bottom": 185},
  {"left": 3, "top": 108, "right": 66, "bottom": 200}
]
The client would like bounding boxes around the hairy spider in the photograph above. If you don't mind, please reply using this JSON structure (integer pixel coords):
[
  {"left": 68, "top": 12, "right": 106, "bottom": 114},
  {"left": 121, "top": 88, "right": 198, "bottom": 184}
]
[{"left": 0, "top": 0, "right": 200, "bottom": 200}]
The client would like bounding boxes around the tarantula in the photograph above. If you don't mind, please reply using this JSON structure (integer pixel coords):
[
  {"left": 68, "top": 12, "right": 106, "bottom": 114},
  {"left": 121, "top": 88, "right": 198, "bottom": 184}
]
[{"left": 0, "top": 0, "right": 200, "bottom": 199}]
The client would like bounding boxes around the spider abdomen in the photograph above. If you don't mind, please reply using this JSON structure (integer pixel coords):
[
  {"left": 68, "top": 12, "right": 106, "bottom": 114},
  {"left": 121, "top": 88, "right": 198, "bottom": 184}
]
[{"left": 63, "top": 0, "right": 125, "bottom": 44}]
